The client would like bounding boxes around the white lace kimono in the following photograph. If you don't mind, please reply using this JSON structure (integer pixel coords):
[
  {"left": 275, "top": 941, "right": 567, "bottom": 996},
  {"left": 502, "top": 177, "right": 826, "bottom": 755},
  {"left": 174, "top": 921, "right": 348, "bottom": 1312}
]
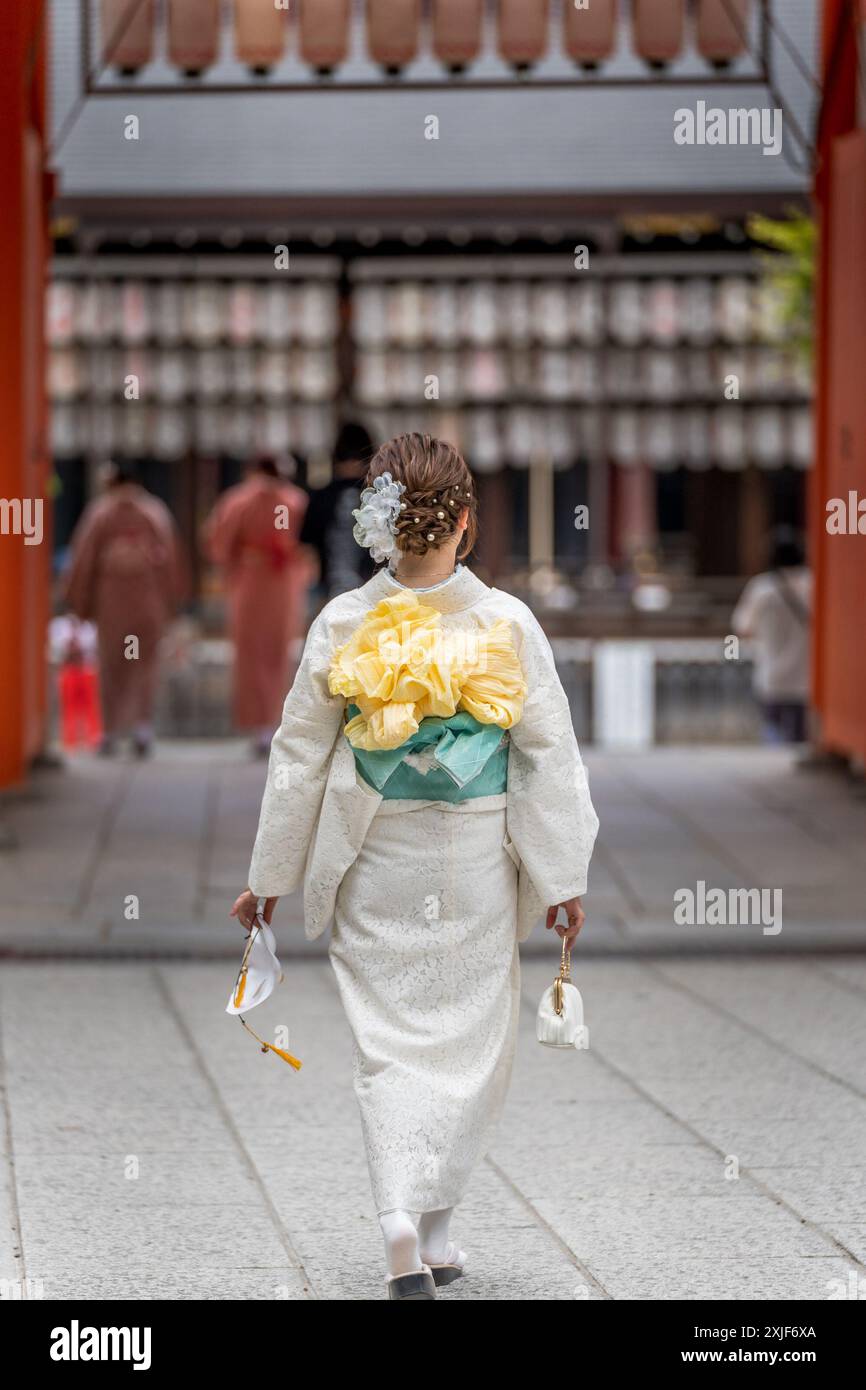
[{"left": 248, "top": 566, "right": 599, "bottom": 1214}]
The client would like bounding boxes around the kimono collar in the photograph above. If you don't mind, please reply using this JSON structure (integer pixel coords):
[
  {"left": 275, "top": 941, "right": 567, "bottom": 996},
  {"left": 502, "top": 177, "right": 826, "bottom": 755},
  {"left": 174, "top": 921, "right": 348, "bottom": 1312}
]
[{"left": 359, "top": 565, "right": 490, "bottom": 615}]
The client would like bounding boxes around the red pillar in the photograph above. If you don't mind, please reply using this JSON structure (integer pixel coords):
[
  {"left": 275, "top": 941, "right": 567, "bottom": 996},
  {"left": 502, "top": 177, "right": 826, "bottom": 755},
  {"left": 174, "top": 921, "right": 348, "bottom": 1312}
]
[
  {"left": 812, "top": 0, "right": 866, "bottom": 762},
  {"left": 0, "top": 3, "right": 51, "bottom": 786}
]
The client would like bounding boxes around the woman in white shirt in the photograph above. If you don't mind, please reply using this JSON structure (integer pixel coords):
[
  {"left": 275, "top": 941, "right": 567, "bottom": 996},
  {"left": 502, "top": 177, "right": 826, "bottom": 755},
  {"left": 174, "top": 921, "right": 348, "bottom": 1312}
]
[{"left": 732, "top": 529, "right": 812, "bottom": 744}]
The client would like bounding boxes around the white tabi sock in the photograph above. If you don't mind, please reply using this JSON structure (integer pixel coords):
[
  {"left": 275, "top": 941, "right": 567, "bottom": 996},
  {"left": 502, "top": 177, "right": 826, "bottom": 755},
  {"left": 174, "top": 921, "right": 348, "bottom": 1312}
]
[
  {"left": 417, "top": 1207, "right": 454, "bottom": 1264},
  {"left": 379, "top": 1209, "right": 423, "bottom": 1278}
]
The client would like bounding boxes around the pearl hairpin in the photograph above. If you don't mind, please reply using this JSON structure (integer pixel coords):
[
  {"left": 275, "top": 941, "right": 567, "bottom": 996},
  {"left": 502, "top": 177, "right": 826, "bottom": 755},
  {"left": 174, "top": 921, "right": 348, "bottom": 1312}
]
[
  {"left": 427, "top": 533, "right": 434, "bottom": 541},
  {"left": 437, "top": 511, "right": 445, "bottom": 519}
]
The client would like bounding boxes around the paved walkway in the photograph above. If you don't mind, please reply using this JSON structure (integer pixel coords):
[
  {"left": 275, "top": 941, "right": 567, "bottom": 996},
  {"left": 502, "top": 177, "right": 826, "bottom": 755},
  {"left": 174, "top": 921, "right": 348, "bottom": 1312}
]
[
  {"left": 1, "top": 745, "right": 864, "bottom": 1299},
  {"left": 1, "top": 953, "right": 864, "bottom": 1300},
  {"left": 0, "top": 743, "right": 864, "bottom": 955}
]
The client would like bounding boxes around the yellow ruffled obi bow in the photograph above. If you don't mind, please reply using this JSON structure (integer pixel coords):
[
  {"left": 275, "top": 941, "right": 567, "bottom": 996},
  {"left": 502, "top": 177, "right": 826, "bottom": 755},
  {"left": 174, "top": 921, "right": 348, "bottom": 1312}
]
[{"left": 328, "top": 592, "right": 527, "bottom": 750}]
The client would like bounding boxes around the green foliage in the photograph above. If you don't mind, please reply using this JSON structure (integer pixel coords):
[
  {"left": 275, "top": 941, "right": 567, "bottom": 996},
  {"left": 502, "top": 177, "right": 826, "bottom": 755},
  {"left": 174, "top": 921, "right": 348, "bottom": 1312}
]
[{"left": 747, "top": 208, "right": 816, "bottom": 368}]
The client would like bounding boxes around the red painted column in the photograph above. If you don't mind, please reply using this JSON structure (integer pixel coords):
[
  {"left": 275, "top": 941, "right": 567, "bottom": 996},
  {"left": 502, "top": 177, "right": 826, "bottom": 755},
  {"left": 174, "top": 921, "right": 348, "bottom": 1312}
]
[
  {"left": 0, "top": 2, "right": 50, "bottom": 787},
  {"left": 812, "top": 0, "right": 861, "bottom": 758}
]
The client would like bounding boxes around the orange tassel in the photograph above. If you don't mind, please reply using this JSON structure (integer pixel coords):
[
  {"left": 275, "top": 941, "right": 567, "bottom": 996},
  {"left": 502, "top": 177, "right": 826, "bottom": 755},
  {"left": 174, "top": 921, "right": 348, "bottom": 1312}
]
[
  {"left": 265, "top": 1044, "right": 302, "bottom": 1071},
  {"left": 237, "top": 1014, "right": 301, "bottom": 1071}
]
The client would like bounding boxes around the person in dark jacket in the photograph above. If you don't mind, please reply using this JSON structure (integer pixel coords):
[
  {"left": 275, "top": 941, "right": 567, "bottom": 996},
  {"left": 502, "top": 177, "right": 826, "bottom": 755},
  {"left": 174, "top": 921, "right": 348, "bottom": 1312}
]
[{"left": 301, "top": 422, "right": 376, "bottom": 598}]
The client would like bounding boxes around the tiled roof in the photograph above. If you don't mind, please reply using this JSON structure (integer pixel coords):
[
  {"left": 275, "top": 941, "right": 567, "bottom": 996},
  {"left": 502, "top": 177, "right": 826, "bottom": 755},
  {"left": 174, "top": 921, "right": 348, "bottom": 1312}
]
[{"left": 51, "top": 1, "right": 818, "bottom": 203}]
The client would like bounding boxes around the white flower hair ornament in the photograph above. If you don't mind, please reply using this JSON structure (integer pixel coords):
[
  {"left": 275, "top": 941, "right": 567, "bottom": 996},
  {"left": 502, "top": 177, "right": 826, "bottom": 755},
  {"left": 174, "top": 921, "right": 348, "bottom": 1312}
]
[{"left": 352, "top": 472, "right": 406, "bottom": 563}]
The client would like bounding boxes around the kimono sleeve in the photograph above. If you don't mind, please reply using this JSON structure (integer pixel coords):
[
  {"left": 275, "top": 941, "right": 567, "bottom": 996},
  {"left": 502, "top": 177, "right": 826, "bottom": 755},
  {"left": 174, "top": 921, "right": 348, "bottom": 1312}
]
[
  {"left": 247, "top": 608, "right": 344, "bottom": 897},
  {"left": 506, "top": 608, "right": 599, "bottom": 904}
]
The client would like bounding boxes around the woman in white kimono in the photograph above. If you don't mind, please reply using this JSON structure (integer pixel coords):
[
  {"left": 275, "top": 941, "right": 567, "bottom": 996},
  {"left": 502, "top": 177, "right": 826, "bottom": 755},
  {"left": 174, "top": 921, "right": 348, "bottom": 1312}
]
[{"left": 232, "top": 434, "right": 599, "bottom": 1299}]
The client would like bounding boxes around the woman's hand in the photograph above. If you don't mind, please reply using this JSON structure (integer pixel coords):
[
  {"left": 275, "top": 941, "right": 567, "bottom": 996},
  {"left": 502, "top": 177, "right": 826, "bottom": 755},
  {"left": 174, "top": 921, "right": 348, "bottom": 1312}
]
[
  {"left": 230, "top": 889, "right": 279, "bottom": 933},
  {"left": 545, "top": 897, "right": 585, "bottom": 950}
]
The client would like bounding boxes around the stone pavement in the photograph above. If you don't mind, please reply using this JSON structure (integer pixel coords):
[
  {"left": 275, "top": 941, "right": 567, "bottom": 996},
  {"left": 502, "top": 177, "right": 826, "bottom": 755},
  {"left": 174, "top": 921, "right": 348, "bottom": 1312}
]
[
  {"left": 0, "top": 744, "right": 864, "bottom": 1300},
  {"left": 1, "top": 953, "right": 864, "bottom": 1300},
  {"left": 0, "top": 742, "right": 865, "bottom": 956}
]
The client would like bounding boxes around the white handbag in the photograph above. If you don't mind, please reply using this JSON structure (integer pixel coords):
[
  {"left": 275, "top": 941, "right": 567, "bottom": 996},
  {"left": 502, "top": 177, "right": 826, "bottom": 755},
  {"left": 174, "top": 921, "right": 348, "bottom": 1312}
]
[{"left": 536, "top": 939, "right": 589, "bottom": 1050}]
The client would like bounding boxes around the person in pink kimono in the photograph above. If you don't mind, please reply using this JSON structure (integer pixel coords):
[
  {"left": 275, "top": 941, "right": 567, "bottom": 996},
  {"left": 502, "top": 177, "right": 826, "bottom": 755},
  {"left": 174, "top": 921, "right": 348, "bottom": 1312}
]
[
  {"left": 64, "top": 462, "right": 186, "bottom": 758},
  {"left": 205, "top": 458, "right": 312, "bottom": 757}
]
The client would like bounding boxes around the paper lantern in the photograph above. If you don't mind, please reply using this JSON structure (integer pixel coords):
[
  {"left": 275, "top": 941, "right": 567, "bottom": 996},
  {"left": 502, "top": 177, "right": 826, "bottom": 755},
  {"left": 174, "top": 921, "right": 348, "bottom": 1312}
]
[
  {"left": 749, "top": 406, "right": 785, "bottom": 468},
  {"left": 498, "top": 0, "right": 549, "bottom": 72},
  {"left": 681, "top": 278, "right": 716, "bottom": 345},
  {"left": 367, "top": 0, "right": 422, "bottom": 74},
  {"left": 645, "top": 408, "right": 678, "bottom": 469},
  {"left": 101, "top": 0, "right": 155, "bottom": 74},
  {"left": 643, "top": 279, "right": 681, "bottom": 345},
  {"left": 696, "top": 0, "right": 751, "bottom": 69},
  {"left": 234, "top": 0, "right": 287, "bottom": 75},
  {"left": 154, "top": 282, "right": 184, "bottom": 346},
  {"left": 465, "top": 408, "right": 502, "bottom": 474},
  {"left": 120, "top": 283, "right": 151, "bottom": 345},
  {"left": 52, "top": 405, "right": 82, "bottom": 459},
  {"left": 632, "top": 0, "right": 685, "bottom": 69},
  {"left": 296, "top": 284, "right": 338, "bottom": 344},
  {"left": 155, "top": 350, "right": 190, "bottom": 403},
  {"left": 227, "top": 283, "right": 258, "bottom": 345},
  {"left": 428, "top": 283, "right": 460, "bottom": 346},
  {"left": 47, "top": 282, "right": 78, "bottom": 347},
  {"left": 716, "top": 277, "right": 753, "bottom": 343},
  {"left": 714, "top": 404, "right": 747, "bottom": 468},
  {"left": 167, "top": 0, "right": 220, "bottom": 77},
  {"left": 432, "top": 0, "right": 484, "bottom": 73},
  {"left": 533, "top": 282, "right": 570, "bottom": 345},
  {"left": 611, "top": 409, "right": 641, "bottom": 466},
  {"left": 299, "top": 0, "right": 351, "bottom": 75},
  {"left": 609, "top": 281, "right": 644, "bottom": 345},
  {"left": 563, "top": 0, "right": 616, "bottom": 70},
  {"left": 228, "top": 347, "right": 257, "bottom": 399}
]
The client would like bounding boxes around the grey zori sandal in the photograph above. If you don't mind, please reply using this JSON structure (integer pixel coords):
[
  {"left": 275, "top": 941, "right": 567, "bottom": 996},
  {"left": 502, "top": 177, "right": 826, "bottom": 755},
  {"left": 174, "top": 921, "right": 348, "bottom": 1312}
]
[{"left": 386, "top": 1265, "right": 437, "bottom": 1300}]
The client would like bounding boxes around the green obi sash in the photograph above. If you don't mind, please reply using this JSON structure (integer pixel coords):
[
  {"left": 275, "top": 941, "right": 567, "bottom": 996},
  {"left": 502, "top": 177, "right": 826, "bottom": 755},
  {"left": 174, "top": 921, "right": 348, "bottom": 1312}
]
[{"left": 346, "top": 704, "right": 509, "bottom": 802}]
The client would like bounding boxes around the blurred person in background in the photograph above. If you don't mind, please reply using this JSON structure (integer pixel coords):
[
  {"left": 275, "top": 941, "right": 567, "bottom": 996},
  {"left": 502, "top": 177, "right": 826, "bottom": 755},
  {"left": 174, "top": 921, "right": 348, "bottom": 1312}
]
[
  {"left": 204, "top": 455, "right": 311, "bottom": 758},
  {"left": 50, "top": 613, "right": 102, "bottom": 753},
  {"left": 300, "top": 421, "right": 375, "bottom": 598},
  {"left": 64, "top": 461, "right": 186, "bottom": 758},
  {"left": 732, "top": 527, "right": 812, "bottom": 745}
]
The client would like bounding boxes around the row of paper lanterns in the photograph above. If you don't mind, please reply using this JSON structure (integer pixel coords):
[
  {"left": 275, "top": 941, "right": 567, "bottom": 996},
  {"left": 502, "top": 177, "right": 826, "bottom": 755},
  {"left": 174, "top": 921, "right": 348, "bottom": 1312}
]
[
  {"left": 47, "top": 341, "right": 810, "bottom": 407},
  {"left": 47, "top": 280, "right": 339, "bottom": 348},
  {"left": 353, "top": 345, "right": 810, "bottom": 404},
  {"left": 52, "top": 401, "right": 338, "bottom": 461},
  {"left": 352, "top": 276, "right": 789, "bottom": 348},
  {"left": 101, "top": 1, "right": 753, "bottom": 77},
  {"left": 49, "top": 347, "right": 338, "bottom": 403},
  {"left": 367, "top": 403, "right": 812, "bottom": 471},
  {"left": 48, "top": 274, "right": 789, "bottom": 350},
  {"left": 52, "top": 399, "right": 811, "bottom": 470}
]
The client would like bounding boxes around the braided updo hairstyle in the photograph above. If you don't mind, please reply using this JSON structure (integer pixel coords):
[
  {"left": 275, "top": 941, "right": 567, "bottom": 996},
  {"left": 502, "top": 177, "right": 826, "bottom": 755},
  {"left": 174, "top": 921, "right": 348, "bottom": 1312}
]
[{"left": 365, "top": 433, "right": 477, "bottom": 560}]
